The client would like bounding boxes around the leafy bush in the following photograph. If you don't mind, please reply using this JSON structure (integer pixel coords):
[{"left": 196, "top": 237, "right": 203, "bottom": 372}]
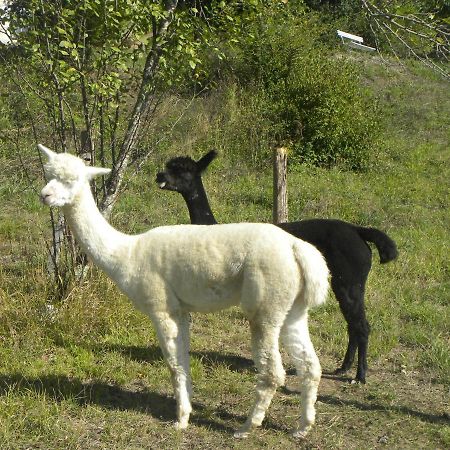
[
  {"left": 218, "top": 5, "right": 380, "bottom": 169},
  {"left": 304, "top": 0, "right": 374, "bottom": 44}
]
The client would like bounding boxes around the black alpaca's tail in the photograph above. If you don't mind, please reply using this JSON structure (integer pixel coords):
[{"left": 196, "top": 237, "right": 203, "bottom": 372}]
[{"left": 355, "top": 227, "right": 398, "bottom": 264}]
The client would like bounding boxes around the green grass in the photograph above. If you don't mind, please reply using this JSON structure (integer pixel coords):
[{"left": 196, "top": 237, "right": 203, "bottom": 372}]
[{"left": 0, "top": 58, "right": 449, "bottom": 448}]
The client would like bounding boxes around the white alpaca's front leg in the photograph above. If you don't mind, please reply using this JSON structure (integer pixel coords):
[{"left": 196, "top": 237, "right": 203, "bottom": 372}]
[{"left": 152, "top": 310, "right": 192, "bottom": 429}]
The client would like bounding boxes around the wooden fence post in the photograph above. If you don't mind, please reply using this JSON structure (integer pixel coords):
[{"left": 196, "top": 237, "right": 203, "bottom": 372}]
[{"left": 273, "top": 147, "right": 288, "bottom": 224}]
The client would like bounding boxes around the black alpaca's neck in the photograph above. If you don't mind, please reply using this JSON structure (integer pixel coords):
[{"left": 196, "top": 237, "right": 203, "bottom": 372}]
[{"left": 181, "top": 179, "right": 217, "bottom": 225}]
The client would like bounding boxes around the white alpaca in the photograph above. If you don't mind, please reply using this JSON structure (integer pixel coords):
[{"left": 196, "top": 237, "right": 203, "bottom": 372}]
[{"left": 38, "top": 144, "right": 329, "bottom": 438}]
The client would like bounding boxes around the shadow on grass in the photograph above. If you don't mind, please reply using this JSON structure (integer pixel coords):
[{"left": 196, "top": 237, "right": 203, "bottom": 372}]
[
  {"left": 87, "top": 344, "right": 450, "bottom": 425},
  {"left": 317, "top": 394, "right": 449, "bottom": 426},
  {"left": 0, "top": 371, "right": 446, "bottom": 434},
  {"left": 0, "top": 372, "right": 292, "bottom": 434},
  {"left": 93, "top": 343, "right": 256, "bottom": 374},
  {"left": 0, "top": 372, "right": 176, "bottom": 415},
  {"left": 0, "top": 372, "right": 249, "bottom": 433},
  {"left": 321, "top": 370, "right": 354, "bottom": 383}
]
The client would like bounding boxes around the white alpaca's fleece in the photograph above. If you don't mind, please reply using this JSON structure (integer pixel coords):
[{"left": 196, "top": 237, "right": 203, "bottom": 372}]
[{"left": 121, "top": 222, "right": 328, "bottom": 315}]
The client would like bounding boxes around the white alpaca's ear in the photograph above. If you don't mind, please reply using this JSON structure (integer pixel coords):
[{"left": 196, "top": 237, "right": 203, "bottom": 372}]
[
  {"left": 38, "top": 144, "right": 57, "bottom": 160},
  {"left": 86, "top": 166, "right": 111, "bottom": 179}
]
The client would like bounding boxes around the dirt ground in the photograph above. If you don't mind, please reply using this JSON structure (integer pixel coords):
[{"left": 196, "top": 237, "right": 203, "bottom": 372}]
[{"left": 279, "top": 352, "right": 450, "bottom": 449}]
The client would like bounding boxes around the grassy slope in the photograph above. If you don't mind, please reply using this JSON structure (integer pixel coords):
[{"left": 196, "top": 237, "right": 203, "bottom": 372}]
[{"left": 0, "top": 57, "right": 449, "bottom": 449}]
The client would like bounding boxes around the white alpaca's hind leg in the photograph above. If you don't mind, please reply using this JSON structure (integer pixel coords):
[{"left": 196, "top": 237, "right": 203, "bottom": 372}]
[
  {"left": 152, "top": 310, "right": 192, "bottom": 429},
  {"left": 281, "top": 303, "right": 321, "bottom": 438},
  {"left": 234, "top": 320, "right": 285, "bottom": 439}
]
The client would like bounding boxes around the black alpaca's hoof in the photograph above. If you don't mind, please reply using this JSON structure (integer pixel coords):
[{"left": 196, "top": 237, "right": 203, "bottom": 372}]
[{"left": 334, "top": 367, "right": 348, "bottom": 376}]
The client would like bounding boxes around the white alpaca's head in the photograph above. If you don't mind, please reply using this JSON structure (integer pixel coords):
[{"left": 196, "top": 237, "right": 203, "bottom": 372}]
[{"left": 39, "top": 144, "right": 111, "bottom": 207}]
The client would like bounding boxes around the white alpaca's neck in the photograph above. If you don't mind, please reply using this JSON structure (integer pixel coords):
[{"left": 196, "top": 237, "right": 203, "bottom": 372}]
[{"left": 63, "top": 182, "right": 134, "bottom": 277}]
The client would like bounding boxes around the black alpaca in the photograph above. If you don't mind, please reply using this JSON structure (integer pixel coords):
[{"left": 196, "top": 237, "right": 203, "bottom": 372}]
[{"left": 156, "top": 150, "right": 398, "bottom": 383}]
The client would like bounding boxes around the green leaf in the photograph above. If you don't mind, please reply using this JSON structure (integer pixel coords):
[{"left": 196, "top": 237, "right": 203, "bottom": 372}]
[
  {"left": 56, "top": 27, "right": 68, "bottom": 36},
  {"left": 59, "top": 40, "right": 72, "bottom": 49}
]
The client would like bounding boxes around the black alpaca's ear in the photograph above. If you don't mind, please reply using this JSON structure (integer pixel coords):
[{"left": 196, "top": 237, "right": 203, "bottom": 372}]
[{"left": 196, "top": 149, "right": 218, "bottom": 173}]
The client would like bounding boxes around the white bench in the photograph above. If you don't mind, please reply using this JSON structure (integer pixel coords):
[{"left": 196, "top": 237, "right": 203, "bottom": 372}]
[{"left": 337, "top": 29, "right": 376, "bottom": 52}]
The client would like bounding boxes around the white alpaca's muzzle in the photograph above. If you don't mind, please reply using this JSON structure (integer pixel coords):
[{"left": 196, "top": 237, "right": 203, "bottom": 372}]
[{"left": 40, "top": 179, "right": 73, "bottom": 207}]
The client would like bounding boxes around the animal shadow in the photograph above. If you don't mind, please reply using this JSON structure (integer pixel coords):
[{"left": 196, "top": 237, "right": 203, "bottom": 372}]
[
  {"left": 0, "top": 373, "right": 290, "bottom": 433},
  {"left": 95, "top": 343, "right": 256, "bottom": 374}
]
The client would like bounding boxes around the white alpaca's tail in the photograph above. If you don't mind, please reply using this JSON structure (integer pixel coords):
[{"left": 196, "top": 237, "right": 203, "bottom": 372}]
[{"left": 293, "top": 240, "right": 329, "bottom": 308}]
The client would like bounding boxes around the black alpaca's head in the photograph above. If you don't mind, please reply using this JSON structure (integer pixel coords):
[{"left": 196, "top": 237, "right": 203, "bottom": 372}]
[{"left": 156, "top": 150, "right": 218, "bottom": 194}]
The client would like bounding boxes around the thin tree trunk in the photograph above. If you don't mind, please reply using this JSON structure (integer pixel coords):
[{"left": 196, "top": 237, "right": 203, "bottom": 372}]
[
  {"left": 47, "top": 212, "right": 65, "bottom": 277},
  {"left": 100, "top": 0, "right": 179, "bottom": 219}
]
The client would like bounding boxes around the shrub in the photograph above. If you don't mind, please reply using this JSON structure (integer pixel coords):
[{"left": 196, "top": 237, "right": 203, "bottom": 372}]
[{"left": 220, "top": 5, "right": 380, "bottom": 169}]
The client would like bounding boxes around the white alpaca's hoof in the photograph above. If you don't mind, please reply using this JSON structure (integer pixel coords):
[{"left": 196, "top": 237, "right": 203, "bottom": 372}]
[
  {"left": 292, "top": 430, "right": 307, "bottom": 439},
  {"left": 233, "top": 430, "right": 250, "bottom": 439},
  {"left": 234, "top": 420, "right": 254, "bottom": 439},
  {"left": 292, "top": 429, "right": 308, "bottom": 439},
  {"left": 174, "top": 420, "right": 189, "bottom": 431},
  {"left": 292, "top": 425, "right": 311, "bottom": 439}
]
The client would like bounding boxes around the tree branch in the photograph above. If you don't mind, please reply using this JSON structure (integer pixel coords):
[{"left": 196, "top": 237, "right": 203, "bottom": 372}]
[
  {"left": 100, "top": 0, "right": 179, "bottom": 218},
  {"left": 362, "top": 0, "right": 449, "bottom": 79}
]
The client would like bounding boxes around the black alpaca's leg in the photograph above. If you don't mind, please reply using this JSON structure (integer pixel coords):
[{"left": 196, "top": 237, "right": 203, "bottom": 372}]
[
  {"left": 347, "top": 282, "right": 370, "bottom": 383},
  {"left": 332, "top": 280, "right": 370, "bottom": 383},
  {"left": 345, "top": 292, "right": 369, "bottom": 383},
  {"left": 331, "top": 278, "right": 355, "bottom": 375},
  {"left": 336, "top": 326, "right": 358, "bottom": 374},
  {"left": 354, "top": 305, "right": 370, "bottom": 383}
]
